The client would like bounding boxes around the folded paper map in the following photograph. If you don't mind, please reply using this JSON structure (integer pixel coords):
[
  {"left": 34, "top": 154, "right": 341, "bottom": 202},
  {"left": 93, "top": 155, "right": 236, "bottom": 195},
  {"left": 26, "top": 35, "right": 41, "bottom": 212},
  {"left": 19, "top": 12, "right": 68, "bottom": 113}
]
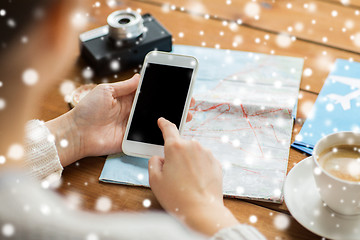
[{"left": 100, "top": 45, "right": 303, "bottom": 203}]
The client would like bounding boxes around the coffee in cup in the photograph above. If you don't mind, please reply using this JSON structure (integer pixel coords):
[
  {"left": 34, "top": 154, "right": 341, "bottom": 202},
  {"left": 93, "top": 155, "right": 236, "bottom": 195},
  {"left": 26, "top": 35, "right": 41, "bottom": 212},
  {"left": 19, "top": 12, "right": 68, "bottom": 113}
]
[
  {"left": 318, "top": 145, "right": 360, "bottom": 182},
  {"left": 312, "top": 132, "right": 360, "bottom": 215}
]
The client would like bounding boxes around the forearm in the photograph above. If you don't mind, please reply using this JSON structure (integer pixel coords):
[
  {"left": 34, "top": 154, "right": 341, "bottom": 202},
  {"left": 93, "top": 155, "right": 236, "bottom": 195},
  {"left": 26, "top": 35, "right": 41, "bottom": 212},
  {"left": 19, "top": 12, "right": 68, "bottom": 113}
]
[
  {"left": 181, "top": 202, "right": 239, "bottom": 236},
  {"left": 45, "top": 110, "right": 82, "bottom": 167}
]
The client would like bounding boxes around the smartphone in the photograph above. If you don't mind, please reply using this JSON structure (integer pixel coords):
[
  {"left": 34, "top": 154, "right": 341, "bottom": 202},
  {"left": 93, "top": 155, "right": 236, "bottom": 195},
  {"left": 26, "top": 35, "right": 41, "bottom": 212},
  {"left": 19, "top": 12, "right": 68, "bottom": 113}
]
[{"left": 122, "top": 51, "right": 198, "bottom": 158}]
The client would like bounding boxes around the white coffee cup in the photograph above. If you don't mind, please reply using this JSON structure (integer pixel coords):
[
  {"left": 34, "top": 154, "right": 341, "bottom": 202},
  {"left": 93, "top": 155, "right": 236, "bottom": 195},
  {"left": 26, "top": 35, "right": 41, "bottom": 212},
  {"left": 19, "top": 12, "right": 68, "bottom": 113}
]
[{"left": 312, "top": 131, "right": 360, "bottom": 215}]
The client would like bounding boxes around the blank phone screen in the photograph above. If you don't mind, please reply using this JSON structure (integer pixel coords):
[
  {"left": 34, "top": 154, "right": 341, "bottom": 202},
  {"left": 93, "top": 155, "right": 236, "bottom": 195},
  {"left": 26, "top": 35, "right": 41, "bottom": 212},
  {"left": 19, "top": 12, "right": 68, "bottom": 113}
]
[{"left": 127, "top": 63, "right": 193, "bottom": 145}]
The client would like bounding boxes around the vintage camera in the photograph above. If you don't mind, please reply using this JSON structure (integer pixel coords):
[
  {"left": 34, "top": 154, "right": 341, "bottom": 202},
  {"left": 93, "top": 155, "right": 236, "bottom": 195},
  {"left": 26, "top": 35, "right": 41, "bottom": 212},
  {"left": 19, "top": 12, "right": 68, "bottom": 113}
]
[{"left": 80, "top": 9, "right": 172, "bottom": 76}]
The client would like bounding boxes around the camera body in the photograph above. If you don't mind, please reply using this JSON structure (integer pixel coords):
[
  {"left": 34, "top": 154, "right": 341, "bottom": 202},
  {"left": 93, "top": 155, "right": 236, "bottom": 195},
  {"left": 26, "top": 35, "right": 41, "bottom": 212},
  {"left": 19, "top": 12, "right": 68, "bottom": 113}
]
[{"left": 80, "top": 10, "right": 172, "bottom": 76}]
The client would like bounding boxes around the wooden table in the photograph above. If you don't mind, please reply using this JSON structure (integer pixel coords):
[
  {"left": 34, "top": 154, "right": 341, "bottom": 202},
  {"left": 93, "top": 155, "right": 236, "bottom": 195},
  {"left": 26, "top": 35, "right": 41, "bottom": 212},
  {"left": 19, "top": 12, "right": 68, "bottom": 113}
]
[{"left": 37, "top": 0, "right": 360, "bottom": 239}]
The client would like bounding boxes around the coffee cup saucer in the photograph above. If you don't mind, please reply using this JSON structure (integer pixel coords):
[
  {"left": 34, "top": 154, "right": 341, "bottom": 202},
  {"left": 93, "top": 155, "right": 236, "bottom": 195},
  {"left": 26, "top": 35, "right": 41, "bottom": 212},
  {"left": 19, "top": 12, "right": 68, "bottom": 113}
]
[{"left": 284, "top": 156, "right": 360, "bottom": 240}]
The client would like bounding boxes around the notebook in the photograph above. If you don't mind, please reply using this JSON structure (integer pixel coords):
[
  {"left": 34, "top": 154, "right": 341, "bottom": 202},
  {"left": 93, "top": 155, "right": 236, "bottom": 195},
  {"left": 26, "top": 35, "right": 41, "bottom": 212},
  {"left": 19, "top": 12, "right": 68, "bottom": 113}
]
[{"left": 292, "top": 58, "right": 360, "bottom": 155}]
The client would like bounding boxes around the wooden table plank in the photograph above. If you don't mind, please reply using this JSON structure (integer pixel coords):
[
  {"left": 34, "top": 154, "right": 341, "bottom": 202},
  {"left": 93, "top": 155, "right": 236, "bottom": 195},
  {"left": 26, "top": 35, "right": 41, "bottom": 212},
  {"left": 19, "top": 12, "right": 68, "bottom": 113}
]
[
  {"left": 323, "top": 0, "right": 360, "bottom": 8},
  {"left": 33, "top": 0, "right": 357, "bottom": 239},
  {"left": 131, "top": 0, "right": 360, "bottom": 94},
  {"left": 142, "top": 0, "right": 360, "bottom": 53}
]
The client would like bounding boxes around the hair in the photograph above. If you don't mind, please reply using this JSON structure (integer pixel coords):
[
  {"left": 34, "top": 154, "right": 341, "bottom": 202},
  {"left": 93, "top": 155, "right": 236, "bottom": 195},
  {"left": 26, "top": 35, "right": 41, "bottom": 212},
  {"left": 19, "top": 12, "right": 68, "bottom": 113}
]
[{"left": 0, "top": 0, "right": 56, "bottom": 56}]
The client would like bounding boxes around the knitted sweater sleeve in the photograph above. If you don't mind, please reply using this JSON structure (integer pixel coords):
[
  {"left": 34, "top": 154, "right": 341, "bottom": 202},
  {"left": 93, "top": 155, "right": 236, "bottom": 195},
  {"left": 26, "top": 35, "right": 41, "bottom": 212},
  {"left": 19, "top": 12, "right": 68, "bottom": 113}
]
[{"left": 24, "top": 119, "right": 63, "bottom": 180}]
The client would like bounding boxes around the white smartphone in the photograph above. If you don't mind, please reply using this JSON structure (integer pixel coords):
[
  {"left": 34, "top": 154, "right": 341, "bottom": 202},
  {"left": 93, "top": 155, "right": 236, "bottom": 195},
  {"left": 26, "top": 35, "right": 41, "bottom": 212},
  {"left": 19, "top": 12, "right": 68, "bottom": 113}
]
[{"left": 122, "top": 51, "right": 198, "bottom": 158}]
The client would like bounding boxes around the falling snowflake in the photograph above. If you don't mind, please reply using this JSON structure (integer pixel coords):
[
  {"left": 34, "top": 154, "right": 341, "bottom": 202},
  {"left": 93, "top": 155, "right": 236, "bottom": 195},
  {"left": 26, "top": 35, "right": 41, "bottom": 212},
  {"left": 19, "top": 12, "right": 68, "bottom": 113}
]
[
  {"left": 308, "top": 3, "right": 317, "bottom": 12},
  {"left": 2, "top": 223, "right": 15, "bottom": 237},
  {"left": 42, "top": 173, "right": 62, "bottom": 189},
  {"left": 233, "top": 98, "right": 241, "bottom": 106},
  {"left": 303, "top": 68, "right": 313, "bottom": 77},
  {"left": 232, "top": 139, "right": 240, "bottom": 147},
  {"left": 0, "top": 9, "right": 6, "bottom": 17},
  {"left": 21, "top": 36, "right": 28, "bottom": 44},
  {"left": 249, "top": 215, "right": 258, "bottom": 223},
  {"left": 110, "top": 60, "right": 120, "bottom": 71},
  {"left": 222, "top": 161, "right": 232, "bottom": 170},
  {"left": 221, "top": 135, "right": 229, "bottom": 143},
  {"left": 65, "top": 192, "right": 82, "bottom": 210},
  {"left": 295, "top": 134, "right": 303, "bottom": 142},
  {"left": 137, "top": 173, "right": 144, "bottom": 181},
  {"left": 60, "top": 80, "right": 76, "bottom": 102},
  {"left": 348, "top": 160, "right": 360, "bottom": 179},
  {"left": 7, "top": 144, "right": 24, "bottom": 160},
  {"left": 82, "top": 67, "right": 94, "bottom": 79},
  {"left": 352, "top": 33, "right": 360, "bottom": 47},
  {"left": 143, "top": 199, "right": 151, "bottom": 208},
  {"left": 106, "top": 0, "right": 117, "bottom": 8},
  {"left": 274, "top": 81, "right": 282, "bottom": 88},
  {"left": 273, "top": 188, "right": 282, "bottom": 198},
  {"left": 273, "top": 214, "right": 290, "bottom": 230},
  {"left": 0, "top": 155, "right": 5, "bottom": 164},
  {"left": 47, "top": 134, "right": 55, "bottom": 143},
  {"left": 41, "top": 181, "right": 50, "bottom": 189},
  {"left": 294, "top": 22, "right": 304, "bottom": 32},
  {"left": 229, "top": 22, "right": 238, "bottom": 31},
  {"left": 244, "top": 2, "right": 260, "bottom": 17},
  {"left": 186, "top": 2, "right": 206, "bottom": 15},
  {"left": 313, "top": 167, "right": 322, "bottom": 175},
  {"left": 345, "top": 20, "right": 354, "bottom": 29},
  {"left": 276, "top": 34, "right": 292, "bottom": 48},
  {"left": 95, "top": 196, "right": 112, "bottom": 212},
  {"left": 326, "top": 103, "right": 334, "bottom": 112},
  {"left": 0, "top": 98, "right": 6, "bottom": 110},
  {"left": 22, "top": 68, "right": 39, "bottom": 86},
  {"left": 7, "top": 19, "right": 16, "bottom": 28},
  {"left": 40, "top": 204, "right": 51, "bottom": 215},
  {"left": 86, "top": 233, "right": 99, "bottom": 240},
  {"left": 233, "top": 35, "right": 243, "bottom": 47},
  {"left": 60, "top": 139, "right": 68, "bottom": 148},
  {"left": 71, "top": 11, "right": 88, "bottom": 29},
  {"left": 236, "top": 186, "right": 245, "bottom": 194},
  {"left": 351, "top": 125, "right": 360, "bottom": 133}
]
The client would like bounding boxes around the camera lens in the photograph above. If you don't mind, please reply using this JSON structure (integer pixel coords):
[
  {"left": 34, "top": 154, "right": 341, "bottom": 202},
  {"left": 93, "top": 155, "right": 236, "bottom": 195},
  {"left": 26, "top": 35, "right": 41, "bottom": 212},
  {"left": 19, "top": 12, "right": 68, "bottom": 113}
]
[
  {"left": 119, "top": 18, "right": 130, "bottom": 24},
  {"left": 107, "top": 10, "right": 144, "bottom": 40}
]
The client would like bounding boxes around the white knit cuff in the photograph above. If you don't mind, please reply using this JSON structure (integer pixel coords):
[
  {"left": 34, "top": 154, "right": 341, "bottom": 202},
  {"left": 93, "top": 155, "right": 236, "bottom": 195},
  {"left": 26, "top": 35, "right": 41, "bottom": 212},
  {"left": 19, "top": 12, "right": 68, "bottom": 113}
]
[
  {"left": 212, "top": 224, "right": 266, "bottom": 240},
  {"left": 24, "top": 120, "right": 63, "bottom": 180}
]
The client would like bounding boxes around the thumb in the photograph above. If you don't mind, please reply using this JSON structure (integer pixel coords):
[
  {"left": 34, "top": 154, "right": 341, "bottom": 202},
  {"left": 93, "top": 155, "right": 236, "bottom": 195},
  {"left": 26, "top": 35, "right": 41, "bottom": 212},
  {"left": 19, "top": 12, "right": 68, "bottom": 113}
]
[
  {"left": 148, "top": 156, "right": 164, "bottom": 187},
  {"left": 110, "top": 74, "right": 140, "bottom": 98}
]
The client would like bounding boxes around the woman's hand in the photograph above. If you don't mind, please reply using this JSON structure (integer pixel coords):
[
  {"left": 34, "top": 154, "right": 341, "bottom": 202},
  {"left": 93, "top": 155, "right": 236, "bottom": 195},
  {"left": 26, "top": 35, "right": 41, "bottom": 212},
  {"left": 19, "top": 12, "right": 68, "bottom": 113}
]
[
  {"left": 148, "top": 118, "right": 239, "bottom": 236},
  {"left": 46, "top": 74, "right": 194, "bottom": 167}
]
